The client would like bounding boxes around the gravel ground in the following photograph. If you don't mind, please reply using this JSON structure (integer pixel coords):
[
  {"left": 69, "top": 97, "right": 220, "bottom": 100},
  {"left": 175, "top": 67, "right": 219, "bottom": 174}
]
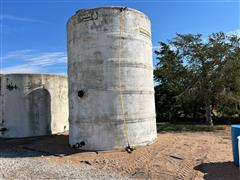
[
  {"left": 0, "top": 150, "right": 126, "bottom": 180},
  {"left": 0, "top": 127, "right": 239, "bottom": 180}
]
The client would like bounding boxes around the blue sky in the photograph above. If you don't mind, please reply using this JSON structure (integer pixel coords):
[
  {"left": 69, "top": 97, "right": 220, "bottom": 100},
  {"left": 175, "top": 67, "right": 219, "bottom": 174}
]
[{"left": 1, "top": 0, "right": 239, "bottom": 74}]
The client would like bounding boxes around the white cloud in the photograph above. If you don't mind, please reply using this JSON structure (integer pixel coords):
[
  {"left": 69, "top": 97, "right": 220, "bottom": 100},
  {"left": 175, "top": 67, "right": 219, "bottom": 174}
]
[
  {"left": 3, "top": 49, "right": 34, "bottom": 60},
  {"left": 2, "top": 64, "right": 41, "bottom": 74},
  {"left": 1, "top": 49, "right": 67, "bottom": 74},
  {"left": 0, "top": 14, "right": 47, "bottom": 23},
  {"left": 227, "top": 29, "right": 240, "bottom": 37},
  {"left": 152, "top": 45, "right": 160, "bottom": 50},
  {"left": 152, "top": 44, "right": 177, "bottom": 51}
]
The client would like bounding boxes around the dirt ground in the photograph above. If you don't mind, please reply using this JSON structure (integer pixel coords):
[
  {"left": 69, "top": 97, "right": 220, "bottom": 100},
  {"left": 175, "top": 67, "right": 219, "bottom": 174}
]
[{"left": 0, "top": 126, "right": 239, "bottom": 179}]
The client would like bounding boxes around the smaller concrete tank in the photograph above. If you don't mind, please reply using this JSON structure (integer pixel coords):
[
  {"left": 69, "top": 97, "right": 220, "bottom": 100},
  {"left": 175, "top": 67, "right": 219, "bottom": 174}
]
[{"left": 0, "top": 74, "right": 68, "bottom": 138}]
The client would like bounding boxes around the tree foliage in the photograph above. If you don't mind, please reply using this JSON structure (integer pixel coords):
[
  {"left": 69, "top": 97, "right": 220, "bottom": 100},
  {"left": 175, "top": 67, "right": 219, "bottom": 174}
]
[{"left": 154, "top": 32, "right": 240, "bottom": 125}]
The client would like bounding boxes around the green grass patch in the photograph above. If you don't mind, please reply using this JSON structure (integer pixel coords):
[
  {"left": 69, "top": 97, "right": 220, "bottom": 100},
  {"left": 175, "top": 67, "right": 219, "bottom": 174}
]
[{"left": 157, "top": 122, "right": 226, "bottom": 133}]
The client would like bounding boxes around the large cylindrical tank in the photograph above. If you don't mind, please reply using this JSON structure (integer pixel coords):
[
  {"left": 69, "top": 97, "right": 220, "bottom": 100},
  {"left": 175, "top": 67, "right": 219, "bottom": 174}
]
[
  {"left": 0, "top": 74, "right": 68, "bottom": 138},
  {"left": 67, "top": 7, "right": 157, "bottom": 150}
]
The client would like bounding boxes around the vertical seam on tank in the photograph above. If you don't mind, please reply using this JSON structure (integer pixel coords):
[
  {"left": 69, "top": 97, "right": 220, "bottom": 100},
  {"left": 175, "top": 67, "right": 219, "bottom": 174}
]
[{"left": 116, "top": 10, "right": 130, "bottom": 147}]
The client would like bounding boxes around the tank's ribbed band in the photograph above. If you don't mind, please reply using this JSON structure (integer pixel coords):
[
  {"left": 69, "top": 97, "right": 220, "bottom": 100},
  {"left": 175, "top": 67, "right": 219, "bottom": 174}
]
[{"left": 71, "top": 115, "right": 156, "bottom": 124}]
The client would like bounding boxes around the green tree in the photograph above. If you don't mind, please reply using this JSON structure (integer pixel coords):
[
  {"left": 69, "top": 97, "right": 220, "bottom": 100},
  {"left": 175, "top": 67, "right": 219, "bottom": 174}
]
[
  {"left": 214, "top": 35, "right": 240, "bottom": 116},
  {"left": 154, "top": 42, "right": 188, "bottom": 121},
  {"left": 154, "top": 32, "right": 240, "bottom": 125}
]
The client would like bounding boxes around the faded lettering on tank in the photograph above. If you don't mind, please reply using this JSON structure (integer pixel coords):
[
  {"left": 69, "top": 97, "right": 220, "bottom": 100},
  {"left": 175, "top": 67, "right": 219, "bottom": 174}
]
[
  {"left": 77, "top": 11, "right": 98, "bottom": 23},
  {"left": 139, "top": 27, "right": 151, "bottom": 38}
]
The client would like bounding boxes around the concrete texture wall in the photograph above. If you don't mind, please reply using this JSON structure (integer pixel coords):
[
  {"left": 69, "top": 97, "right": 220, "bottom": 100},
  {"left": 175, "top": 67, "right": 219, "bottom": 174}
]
[
  {"left": 67, "top": 7, "right": 157, "bottom": 150},
  {"left": 0, "top": 74, "right": 68, "bottom": 138}
]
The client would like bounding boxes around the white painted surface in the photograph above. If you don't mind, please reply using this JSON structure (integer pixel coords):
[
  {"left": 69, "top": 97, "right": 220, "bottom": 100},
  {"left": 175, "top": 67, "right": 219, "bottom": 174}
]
[
  {"left": 67, "top": 7, "right": 157, "bottom": 150},
  {"left": 0, "top": 74, "right": 69, "bottom": 138}
]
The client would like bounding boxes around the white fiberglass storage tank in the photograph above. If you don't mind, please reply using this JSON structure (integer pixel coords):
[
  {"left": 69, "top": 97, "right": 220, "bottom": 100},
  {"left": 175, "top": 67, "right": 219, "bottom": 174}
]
[
  {"left": 67, "top": 7, "right": 157, "bottom": 150},
  {"left": 0, "top": 74, "right": 68, "bottom": 138}
]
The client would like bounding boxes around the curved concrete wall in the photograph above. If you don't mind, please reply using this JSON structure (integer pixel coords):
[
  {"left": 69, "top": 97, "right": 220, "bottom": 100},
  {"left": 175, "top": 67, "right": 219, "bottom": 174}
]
[
  {"left": 67, "top": 7, "right": 157, "bottom": 150},
  {"left": 0, "top": 74, "right": 68, "bottom": 138}
]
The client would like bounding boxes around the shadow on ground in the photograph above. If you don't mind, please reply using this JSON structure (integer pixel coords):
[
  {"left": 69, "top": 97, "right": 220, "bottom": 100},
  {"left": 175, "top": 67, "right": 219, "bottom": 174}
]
[
  {"left": 194, "top": 161, "right": 240, "bottom": 180},
  {"left": 0, "top": 134, "right": 88, "bottom": 158}
]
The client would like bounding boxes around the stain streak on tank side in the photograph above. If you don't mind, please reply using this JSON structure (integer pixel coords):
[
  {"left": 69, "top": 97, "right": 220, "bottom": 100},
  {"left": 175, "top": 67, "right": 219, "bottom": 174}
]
[
  {"left": 6, "top": 78, "right": 18, "bottom": 91},
  {"left": 6, "top": 83, "right": 18, "bottom": 91}
]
